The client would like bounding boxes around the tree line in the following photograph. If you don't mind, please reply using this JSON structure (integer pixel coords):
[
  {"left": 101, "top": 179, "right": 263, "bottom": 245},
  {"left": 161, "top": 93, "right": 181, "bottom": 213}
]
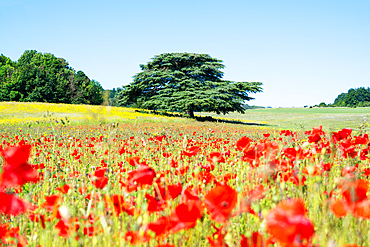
[
  {"left": 0, "top": 50, "right": 104, "bottom": 105},
  {"left": 316, "top": 87, "right": 370, "bottom": 108}
]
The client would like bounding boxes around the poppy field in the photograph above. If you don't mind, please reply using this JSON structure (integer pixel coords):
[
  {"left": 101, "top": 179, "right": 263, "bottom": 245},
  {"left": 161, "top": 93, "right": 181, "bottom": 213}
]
[{"left": 1, "top": 105, "right": 370, "bottom": 247}]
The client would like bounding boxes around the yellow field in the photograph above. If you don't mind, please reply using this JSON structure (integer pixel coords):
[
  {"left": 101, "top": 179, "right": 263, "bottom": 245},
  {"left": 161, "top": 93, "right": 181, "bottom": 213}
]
[{"left": 0, "top": 102, "right": 180, "bottom": 126}]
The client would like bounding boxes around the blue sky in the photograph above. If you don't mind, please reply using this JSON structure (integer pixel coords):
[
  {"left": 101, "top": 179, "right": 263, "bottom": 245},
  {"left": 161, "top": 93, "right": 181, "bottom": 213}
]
[{"left": 1, "top": 0, "right": 369, "bottom": 107}]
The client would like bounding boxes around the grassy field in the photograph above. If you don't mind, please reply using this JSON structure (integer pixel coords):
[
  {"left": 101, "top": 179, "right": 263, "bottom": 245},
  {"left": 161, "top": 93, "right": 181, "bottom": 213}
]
[
  {"left": 197, "top": 107, "right": 370, "bottom": 133},
  {"left": 1, "top": 102, "right": 370, "bottom": 247}
]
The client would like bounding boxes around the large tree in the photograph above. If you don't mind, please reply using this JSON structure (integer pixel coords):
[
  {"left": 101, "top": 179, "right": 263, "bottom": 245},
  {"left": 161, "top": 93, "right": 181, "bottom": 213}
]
[
  {"left": 117, "top": 53, "right": 262, "bottom": 117},
  {"left": 0, "top": 50, "right": 104, "bottom": 105}
]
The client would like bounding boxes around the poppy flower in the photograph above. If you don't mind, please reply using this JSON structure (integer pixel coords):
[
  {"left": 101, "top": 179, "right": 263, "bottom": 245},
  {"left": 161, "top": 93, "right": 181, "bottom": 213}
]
[
  {"left": 302, "top": 165, "right": 322, "bottom": 176},
  {"left": 236, "top": 136, "right": 252, "bottom": 151},
  {"left": 169, "top": 199, "right": 203, "bottom": 233},
  {"left": 105, "top": 194, "right": 135, "bottom": 216},
  {"left": 42, "top": 194, "right": 62, "bottom": 212},
  {"left": 204, "top": 184, "right": 238, "bottom": 223},
  {"left": 194, "top": 171, "right": 215, "bottom": 185},
  {"left": 207, "top": 225, "right": 228, "bottom": 247},
  {"left": 83, "top": 226, "right": 95, "bottom": 236},
  {"left": 90, "top": 168, "right": 108, "bottom": 189},
  {"left": 206, "top": 152, "right": 225, "bottom": 164},
  {"left": 55, "top": 219, "right": 78, "bottom": 238},
  {"left": 332, "top": 128, "right": 352, "bottom": 143},
  {"left": 0, "top": 145, "right": 39, "bottom": 188},
  {"left": 182, "top": 146, "right": 201, "bottom": 157},
  {"left": 124, "top": 231, "right": 151, "bottom": 245},
  {"left": 56, "top": 184, "right": 71, "bottom": 194},
  {"left": 0, "top": 192, "right": 31, "bottom": 216},
  {"left": 146, "top": 216, "right": 172, "bottom": 237},
  {"left": 0, "top": 145, "right": 31, "bottom": 167},
  {"left": 0, "top": 164, "right": 39, "bottom": 188},
  {"left": 146, "top": 194, "right": 167, "bottom": 213},
  {"left": 126, "top": 156, "right": 141, "bottom": 166},
  {"left": 127, "top": 164, "right": 156, "bottom": 187},
  {"left": 167, "top": 183, "right": 183, "bottom": 199},
  {"left": 354, "top": 133, "right": 369, "bottom": 145},
  {"left": 265, "top": 199, "right": 314, "bottom": 246},
  {"left": 322, "top": 162, "right": 333, "bottom": 172},
  {"left": 330, "top": 179, "right": 370, "bottom": 219},
  {"left": 241, "top": 232, "right": 265, "bottom": 247}
]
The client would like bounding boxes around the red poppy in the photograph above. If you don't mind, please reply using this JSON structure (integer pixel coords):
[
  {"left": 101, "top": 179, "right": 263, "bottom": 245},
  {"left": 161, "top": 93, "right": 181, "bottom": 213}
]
[
  {"left": 182, "top": 146, "right": 201, "bottom": 157},
  {"left": 194, "top": 171, "right": 215, "bottom": 184},
  {"left": 332, "top": 128, "right": 352, "bottom": 143},
  {"left": 0, "top": 145, "right": 39, "bottom": 188},
  {"left": 265, "top": 199, "right": 314, "bottom": 246},
  {"left": 83, "top": 226, "right": 95, "bottom": 236},
  {"left": 146, "top": 216, "right": 172, "bottom": 237},
  {"left": 0, "top": 164, "right": 39, "bottom": 188},
  {"left": 206, "top": 151, "right": 225, "bottom": 164},
  {"left": 127, "top": 164, "right": 156, "bottom": 186},
  {"left": 169, "top": 199, "right": 203, "bottom": 233},
  {"left": 207, "top": 224, "right": 228, "bottom": 247},
  {"left": 42, "top": 194, "right": 62, "bottom": 212},
  {"left": 56, "top": 184, "right": 71, "bottom": 194},
  {"left": 126, "top": 156, "right": 141, "bottom": 166},
  {"left": 0, "top": 145, "right": 31, "bottom": 167},
  {"left": 204, "top": 184, "right": 238, "bottom": 223},
  {"left": 322, "top": 162, "right": 333, "bottom": 172},
  {"left": 0, "top": 192, "right": 31, "bottom": 216},
  {"left": 167, "top": 183, "right": 183, "bottom": 199},
  {"left": 90, "top": 168, "right": 108, "bottom": 189},
  {"left": 331, "top": 179, "right": 370, "bottom": 219},
  {"left": 55, "top": 219, "right": 73, "bottom": 238},
  {"left": 146, "top": 194, "right": 167, "bottom": 213},
  {"left": 354, "top": 133, "right": 369, "bottom": 145},
  {"left": 124, "top": 231, "right": 151, "bottom": 245},
  {"left": 241, "top": 232, "right": 265, "bottom": 247},
  {"left": 302, "top": 165, "right": 322, "bottom": 176},
  {"left": 236, "top": 136, "right": 252, "bottom": 151},
  {"left": 106, "top": 194, "right": 135, "bottom": 216}
]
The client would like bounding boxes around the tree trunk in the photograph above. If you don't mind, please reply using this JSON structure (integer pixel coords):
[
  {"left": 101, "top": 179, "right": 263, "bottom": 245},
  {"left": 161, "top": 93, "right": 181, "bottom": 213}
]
[{"left": 187, "top": 109, "right": 195, "bottom": 118}]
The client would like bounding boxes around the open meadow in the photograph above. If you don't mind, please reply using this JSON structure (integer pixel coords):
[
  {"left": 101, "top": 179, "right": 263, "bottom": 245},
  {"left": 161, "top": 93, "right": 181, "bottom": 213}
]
[
  {"left": 1, "top": 102, "right": 370, "bottom": 247},
  {"left": 197, "top": 107, "right": 370, "bottom": 133}
]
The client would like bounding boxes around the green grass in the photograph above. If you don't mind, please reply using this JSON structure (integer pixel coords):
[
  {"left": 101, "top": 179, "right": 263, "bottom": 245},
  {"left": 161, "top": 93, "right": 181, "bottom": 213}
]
[{"left": 196, "top": 107, "right": 370, "bottom": 132}]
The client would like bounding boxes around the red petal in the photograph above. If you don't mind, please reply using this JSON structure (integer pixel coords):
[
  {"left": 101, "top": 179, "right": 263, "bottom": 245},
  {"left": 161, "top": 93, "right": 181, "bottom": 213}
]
[{"left": 330, "top": 199, "right": 349, "bottom": 218}]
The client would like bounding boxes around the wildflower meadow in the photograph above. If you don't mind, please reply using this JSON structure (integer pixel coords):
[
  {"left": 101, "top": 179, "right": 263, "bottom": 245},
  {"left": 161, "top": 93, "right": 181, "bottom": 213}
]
[{"left": 1, "top": 103, "right": 370, "bottom": 247}]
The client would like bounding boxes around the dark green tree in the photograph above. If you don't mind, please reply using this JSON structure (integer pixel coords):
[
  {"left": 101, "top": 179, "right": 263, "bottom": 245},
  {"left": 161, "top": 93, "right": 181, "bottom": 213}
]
[
  {"left": 117, "top": 53, "right": 262, "bottom": 117},
  {"left": 333, "top": 87, "right": 370, "bottom": 107},
  {"left": 1, "top": 50, "right": 104, "bottom": 105},
  {"left": 0, "top": 54, "right": 17, "bottom": 101}
]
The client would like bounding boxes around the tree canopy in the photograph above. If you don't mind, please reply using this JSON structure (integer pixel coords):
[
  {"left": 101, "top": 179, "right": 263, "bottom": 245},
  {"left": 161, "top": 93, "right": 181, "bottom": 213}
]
[
  {"left": 333, "top": 87, "right": 370, "bottom": 107},
  {"left": 117, "top": 53, "right": 262, "bottom": 117},
  {"left": 0, "top": 50, "right": 104, "bottom": 105}
]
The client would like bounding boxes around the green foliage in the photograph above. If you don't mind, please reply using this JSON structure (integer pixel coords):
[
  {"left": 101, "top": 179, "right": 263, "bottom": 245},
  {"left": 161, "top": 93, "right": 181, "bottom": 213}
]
[
  {"left": 243, "top": 104, "right": 265, "bottom": 109},
  {"left": 117, "top": 53, "right": 263, "bottom": 117},
  {"left": 333, "top": 87, "right": 370, "bottom": 107},
  {"left": 0, "top": 50, "right": 104, "bottom": 105},
  {"left": 104, "top": 87, "right": 122, "bottom": 106}
]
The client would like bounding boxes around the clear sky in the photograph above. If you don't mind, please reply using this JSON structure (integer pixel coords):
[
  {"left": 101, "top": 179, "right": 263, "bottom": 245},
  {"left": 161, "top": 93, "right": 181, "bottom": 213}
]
[{"left": 1, "top": 0, "right": 369, "bottom": 107}]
